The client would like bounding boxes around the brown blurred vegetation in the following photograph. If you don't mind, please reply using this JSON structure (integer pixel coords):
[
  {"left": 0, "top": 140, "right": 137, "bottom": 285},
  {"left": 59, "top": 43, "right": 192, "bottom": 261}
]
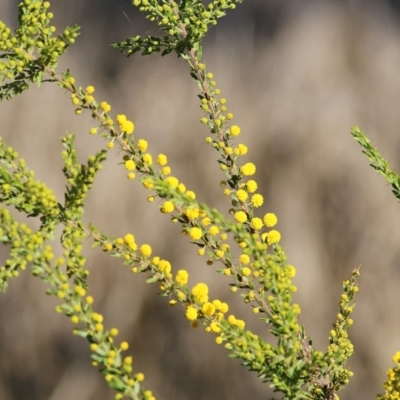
[{"left": 1, "top": 0, "right": 400, "bottom": 399}]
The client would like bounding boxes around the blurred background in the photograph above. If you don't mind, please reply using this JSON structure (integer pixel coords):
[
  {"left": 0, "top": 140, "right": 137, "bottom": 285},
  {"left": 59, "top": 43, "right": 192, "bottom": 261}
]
[{"left": 1, "top": 0, "right": 400, "bottom": 399}]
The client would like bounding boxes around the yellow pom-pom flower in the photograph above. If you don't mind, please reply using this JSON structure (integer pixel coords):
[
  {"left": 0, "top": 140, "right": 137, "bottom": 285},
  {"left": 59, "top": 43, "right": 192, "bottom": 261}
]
[
  {"left": 140, "top": 244, "right": 152, "bottom": 257},
  {"left": 162, "top": 201, "right": 174, "bottom": 213},
  {"left": 176, "top": 269, "right": 189, "bottom": 286},
  {"left": 100, "top": 101, "right": 111, "bottom": 112},
  {"left": 125, "top": 160, "right": 136, "bottom": 171},
  {"left": 264, "top": 213, "right": 278, "bottom": 227},
  {"left": 392, "top": 351, "right": 400, "bottom": 364},
  {"left": 186, "top": 190, "right": 196, "bottom": 200},
  {"left": 157, "top": 154, "right": 168, "bottom": 166},
  {"left": 234, "top": 211, "right": 247, "bottom": 223},
  {"left": 264, "top": 230, "right": 281, "bottom": 244},
  {"left": 250, "top": 217, "right": 263, "bottom": 231},
  {"left": 86, "top": 85, "right": 95, "bottom": 94},
  {"left": 191, "top": 283, "right": 209, "bottom": 304},
  {"left": 124, "top": 233, "right": 137, "bottom": 250},
  {"left": 234, "top": 144, "right": 248, "bottom": 155},
  {"left": 229, "top": 125, "right": 241, "bottom": 136},
  {"left": 235, "top": 319, "right": 245, "bottom": 329},
  {"left": 137, "top": 139, "right": 148, "bottom": 152},
  {"left": 162, "top": 166, "right": 171, "bottom": 175},
  {"left": 189, "top": 227, "right": 203, "bottom": 240},
  {"left": 239, "top": 254, "right": 250, "bottom": 265},
  {"left": 220, "top": 302, "right": 229, "bottom": 313},
  {"left": 251, "top": 194, "right": 264, "bottom": 207},
  {"left": 210, "top": 321, "right": 221, "bottom": 333},
  {"left": 201, "top": 302, "right": 216, "bottom": 316},
  {"left": 185, "top": 207, "right": 200, "bottom": 220},
  {"left": 208, "top": 226, "right": 219, "bottom": 236},
  {"left": 142, "top": 153, "right": 153, "bottom": 165},
  {"left": 165, "top": 176, "right": 179, "bottom": 188},
  {"left": 285, "top": 265, "right": 296, "bottom": 278},
  {"left": 246, "top": 180, "right": 257, "bottom": 193},
  {"left": 158, "top": 259, "right": 171, "bottom": 274},
  {"left": 240, "top": 162, "right": 256, "bottom": 176},
  {"left": 186, "top": 306, "right": 198, "bottom": 321},
  {"left": 236, "top": 189, "right": 248, "bottom": 202}
]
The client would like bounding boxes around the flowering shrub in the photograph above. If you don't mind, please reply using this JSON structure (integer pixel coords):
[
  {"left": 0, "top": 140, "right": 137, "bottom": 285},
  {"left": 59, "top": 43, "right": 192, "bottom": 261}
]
[{"left": 0, "top": 1, "right": 399, "bottom": 399}]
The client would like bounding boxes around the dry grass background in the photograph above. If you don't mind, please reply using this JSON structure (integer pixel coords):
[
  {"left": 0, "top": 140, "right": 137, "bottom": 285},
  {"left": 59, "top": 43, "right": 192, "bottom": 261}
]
[{"left": 1, "top": 0, "right": 400, "bottom": 399}]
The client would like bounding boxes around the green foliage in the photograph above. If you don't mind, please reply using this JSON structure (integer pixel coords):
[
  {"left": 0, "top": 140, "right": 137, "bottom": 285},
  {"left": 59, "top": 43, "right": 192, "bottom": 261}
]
[
  {"left": 0, "top": 0, "right": 79, "bottom": 99},
  {"left": 351, "top": 126, "right": 400, "bottom": 205},
  {"left": 0, "top": 1, "right": 399, "bottom": 400}
]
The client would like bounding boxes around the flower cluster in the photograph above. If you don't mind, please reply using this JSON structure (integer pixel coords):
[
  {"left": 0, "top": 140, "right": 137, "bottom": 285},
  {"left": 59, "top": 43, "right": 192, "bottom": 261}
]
[
  {"left": 0, "top": 137, "right": 59, "bottom": 219},
  {"left": 377, "top": 352, "right": 400, "bottom": 400},
  {"left": 0, "top": 0, "right": 79, "bottom": 100},
  {"left": 0, "top": 1, "right": 371, "bottom": 400}
]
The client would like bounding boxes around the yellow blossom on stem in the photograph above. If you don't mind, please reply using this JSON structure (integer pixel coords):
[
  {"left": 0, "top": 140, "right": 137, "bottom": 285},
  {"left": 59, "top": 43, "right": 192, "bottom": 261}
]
[
  {"left": 158, "top": 259, "right": 171, "bottom": 274},
  {"left": 116, "top": 115, "right": 134, "bottom": 134},
  {"left": 250, "top": 217, "right": 263, "bottom": 231},
  {"left": 392, "top": 352, "right": 400, "bottom": 364},
  {"left": 240, "top": 162, "right": 256, "bottom": 176},
  {"left": 189, "top": 227, "right": 203, "bottom": 240},
  {"left": 191, "top": 283, "right": 209, "bottom": 303},
  {"left": 210, "top": 321, "right": 221, "bottom": 333},
  {"left": 162, "top": 201, "right": 174, "bottom": 213},
  {"left": 208, "top": 225, "right": 219, "bottom": 236},
  {"left": 157, "top": 154, "right": 167, "bottom": 165},
  {"left": 136, "top": 373, "right": 145, "bottom": 382},
  {"left": 185, "top": 207, "right": 200, "bottom": 220},
  {"left": 236, "top": 189, "right": 248, "bottom": 202},
  {"left": 220, "top": 303, "right": 229, "bottom": 313},
  {"left": 186, "top": 190, "right": 196, "bottom": 200},
  {"left": 234, "top": 144, "right": 248, "bottom": 155},
  {"left": 175, "top": 269, "right": 189, "bottom": 286},
  {"left": 264, "top": 213, "right": 278, "bottom": 227},
  {"left": 186, "top": 306, "right": 198, "bottom": 321},
  {"left": 263, "top": 230, "right": 281, "bottom": 244},
  {"left": 137, "top": 139, "right": 148, "bottom": 152},
  {"left": 165, "top": 176, "right": 179, "bottom": 188},
  {"left": 285, "top": 265, "right": 296, "bottom": 278},
  {"left": 246, "top": 180, "right": 257, "bottom": 193},
  {"left": 201, "top": 217, "right": 211, "bottom": 226},
  {"left": 142, "top": 153, "right": 153, "bottom": 165},
  {"left": 239, "top": 254, "right": 250, "bottom": 264},
  {"left": 251, "top": 193, "right": 264, "bottom": 207},
  {"left": 229, "top": 125, "right": 241, "bottom": 136},
  {"left": 162, "top": 166, "right": 171, "bottom": 175},
  {"left": 202, "top": 302, "right": 216, "bottom": 316},
  {"left": 124, "top": 233, "right": 137, "bottom": 250},
  {"left": 100, "top": 101, "right": 111, "bottom": 112},
  {"left": 125, "top": 160, "right": 135, "bottom": 171},
  {"left": 140, "top": 244, "right": 152, "bottom": 257},
  {"left": 86, "top": 85, "right": 95, "bottom": 94},
  {"left": 235, "top": 211, "right": 247, "bottom": 223}
]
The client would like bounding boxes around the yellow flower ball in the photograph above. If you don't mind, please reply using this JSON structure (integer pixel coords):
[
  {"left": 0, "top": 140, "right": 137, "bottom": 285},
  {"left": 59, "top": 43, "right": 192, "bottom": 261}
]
[{"left": 234, "top": 211, "right": 247, "bottom": 223}]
